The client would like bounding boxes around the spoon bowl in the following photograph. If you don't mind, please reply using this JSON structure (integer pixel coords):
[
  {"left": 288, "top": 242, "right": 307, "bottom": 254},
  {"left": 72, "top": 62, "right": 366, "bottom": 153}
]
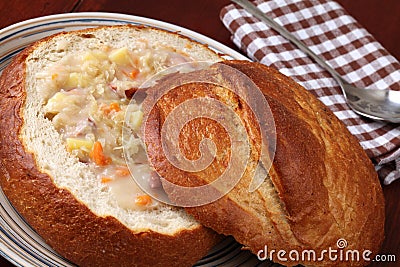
[{"left": 341, "top": 81, "right": 400, "bottom": 123}]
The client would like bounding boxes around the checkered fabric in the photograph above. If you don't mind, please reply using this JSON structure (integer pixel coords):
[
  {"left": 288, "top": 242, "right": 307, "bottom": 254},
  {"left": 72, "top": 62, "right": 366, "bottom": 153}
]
[{"left": 220, "top": 0, "right": 400, "bottom": 184}]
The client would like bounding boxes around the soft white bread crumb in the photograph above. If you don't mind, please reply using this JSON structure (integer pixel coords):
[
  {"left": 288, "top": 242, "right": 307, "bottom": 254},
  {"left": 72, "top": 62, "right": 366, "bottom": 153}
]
[{"left": 21, "top": 26, "right": 221, "bottom": 235}]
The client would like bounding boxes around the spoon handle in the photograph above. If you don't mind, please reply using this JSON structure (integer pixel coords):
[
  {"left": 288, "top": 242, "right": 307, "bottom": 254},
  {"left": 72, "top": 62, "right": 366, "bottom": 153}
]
[{"left": 231, "top": 0, "right": 344, "bottom": 83}]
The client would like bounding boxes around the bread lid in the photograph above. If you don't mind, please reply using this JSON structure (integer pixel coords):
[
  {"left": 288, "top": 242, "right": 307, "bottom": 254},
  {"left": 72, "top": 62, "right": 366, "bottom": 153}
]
[{"left": 142, "top": 60, "right": 385, "bottom": 266}]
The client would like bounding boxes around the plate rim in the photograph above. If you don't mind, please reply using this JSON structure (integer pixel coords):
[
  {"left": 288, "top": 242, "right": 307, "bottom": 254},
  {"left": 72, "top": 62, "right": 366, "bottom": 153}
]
[{"left": 0, "top": 12, "right": 248, "bottom": 61}]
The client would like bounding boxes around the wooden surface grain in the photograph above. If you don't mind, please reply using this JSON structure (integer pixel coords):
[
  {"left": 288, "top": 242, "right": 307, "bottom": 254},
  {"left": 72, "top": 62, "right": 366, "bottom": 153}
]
[{"left": 0, "top": 1, "right": 399, "bottom": 266}]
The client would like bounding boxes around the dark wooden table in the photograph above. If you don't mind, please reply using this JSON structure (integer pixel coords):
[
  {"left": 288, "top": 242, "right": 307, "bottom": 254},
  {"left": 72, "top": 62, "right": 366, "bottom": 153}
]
[{"left": 0, "top": 1, "right": 399, "bottom": 266}]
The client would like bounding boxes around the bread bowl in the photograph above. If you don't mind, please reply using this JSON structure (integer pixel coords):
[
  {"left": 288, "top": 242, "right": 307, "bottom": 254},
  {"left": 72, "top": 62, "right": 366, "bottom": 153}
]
[
  {"left": 143, "top": 60, "right": 385, "bottom": 266},
  {"left": 0, "top": 22, "right": 385, "bottom": 267},
  {"left": 0, "top": 25, "right": 223, "bottom": 267}
]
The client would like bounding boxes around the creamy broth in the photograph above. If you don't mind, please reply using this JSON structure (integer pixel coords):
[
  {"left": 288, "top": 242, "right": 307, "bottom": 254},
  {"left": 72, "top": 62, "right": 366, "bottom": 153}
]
[{"left": 41, "top": 44, "right": 192, "bottom": 210}]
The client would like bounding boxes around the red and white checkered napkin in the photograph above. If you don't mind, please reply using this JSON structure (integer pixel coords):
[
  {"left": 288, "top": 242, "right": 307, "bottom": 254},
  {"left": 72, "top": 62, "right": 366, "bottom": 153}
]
[{"left": 220, "top": 0, "right": 400, "bottom": 184}]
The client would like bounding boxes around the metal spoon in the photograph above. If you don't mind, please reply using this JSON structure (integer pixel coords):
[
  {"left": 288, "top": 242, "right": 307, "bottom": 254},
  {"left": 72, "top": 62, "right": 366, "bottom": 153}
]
[{"left": 231, "top": 0, "right": 400, "bottom": 123}]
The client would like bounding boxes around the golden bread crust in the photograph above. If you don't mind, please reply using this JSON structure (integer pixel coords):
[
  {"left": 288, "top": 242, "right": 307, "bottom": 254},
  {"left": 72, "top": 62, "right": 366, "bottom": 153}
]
[{"left": 144, "top": 60, "right": 385, "bottom": 266}]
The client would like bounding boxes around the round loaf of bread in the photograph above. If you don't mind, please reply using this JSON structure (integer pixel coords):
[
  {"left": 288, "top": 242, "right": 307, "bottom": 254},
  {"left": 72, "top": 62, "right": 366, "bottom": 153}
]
[
  {"left": 143, "top": 60, "right": 385, "bottom": 267},
  {"left": 0, "top": 25, "right": 223, "bottom": 267}
]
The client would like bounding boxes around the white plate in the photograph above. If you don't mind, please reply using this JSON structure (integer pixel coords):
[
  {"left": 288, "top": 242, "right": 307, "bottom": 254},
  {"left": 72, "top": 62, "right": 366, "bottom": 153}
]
[{"left": 0, "top": 12, "right": 276, "bottom": 267}]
